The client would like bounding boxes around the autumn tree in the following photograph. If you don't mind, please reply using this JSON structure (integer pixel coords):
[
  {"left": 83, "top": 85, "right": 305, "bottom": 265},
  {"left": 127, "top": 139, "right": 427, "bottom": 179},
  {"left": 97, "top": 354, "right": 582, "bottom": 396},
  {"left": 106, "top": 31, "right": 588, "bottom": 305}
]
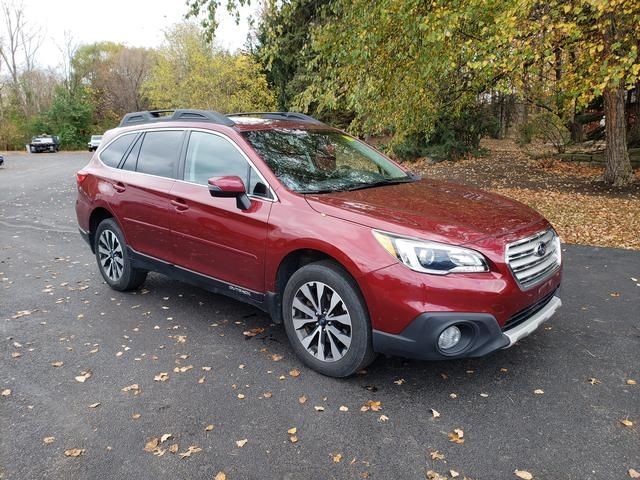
[{"left": 144, "top": 23, "right": 275, "bottom": 112}]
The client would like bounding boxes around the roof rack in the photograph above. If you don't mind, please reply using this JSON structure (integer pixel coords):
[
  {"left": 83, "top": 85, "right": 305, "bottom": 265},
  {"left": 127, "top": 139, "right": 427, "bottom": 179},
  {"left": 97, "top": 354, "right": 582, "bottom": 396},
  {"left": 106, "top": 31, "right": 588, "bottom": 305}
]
[
  {"left": 227, "top": 112, "right": 325, "bottom": 125},
  {"left": 119, "top": 109, "right": 235, "bottom": 127}
]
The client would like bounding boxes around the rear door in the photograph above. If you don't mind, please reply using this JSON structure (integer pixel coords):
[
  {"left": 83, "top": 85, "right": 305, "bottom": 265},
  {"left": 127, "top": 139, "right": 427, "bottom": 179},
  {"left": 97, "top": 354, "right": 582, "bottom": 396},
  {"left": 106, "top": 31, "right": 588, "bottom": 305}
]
[
  {"left": 169, "top": 130, "right": 274, "bottom": 293},
  {"left": 106, "top": 129, "right": 185, "bottom": 261}
]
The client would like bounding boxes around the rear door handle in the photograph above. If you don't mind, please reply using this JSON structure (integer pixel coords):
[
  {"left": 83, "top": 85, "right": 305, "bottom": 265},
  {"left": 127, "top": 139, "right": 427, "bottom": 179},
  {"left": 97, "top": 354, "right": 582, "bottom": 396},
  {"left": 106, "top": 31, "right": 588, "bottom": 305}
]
[
  {"left": 171, "top": 198, "right": 189, "bottom": 211},
  {"left": 113, "top": 182, "right": 126, "bottom": 193}
]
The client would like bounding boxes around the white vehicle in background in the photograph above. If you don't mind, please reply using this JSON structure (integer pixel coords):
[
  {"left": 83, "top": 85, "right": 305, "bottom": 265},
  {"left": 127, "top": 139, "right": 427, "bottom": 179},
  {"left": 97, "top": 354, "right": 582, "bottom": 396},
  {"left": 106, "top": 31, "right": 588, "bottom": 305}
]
[
  {"left": 87, "top": 135, "right": 103, "bottom": 152},
  {"left": 29, "top": 134, "right": 60, "bottom": 153}
]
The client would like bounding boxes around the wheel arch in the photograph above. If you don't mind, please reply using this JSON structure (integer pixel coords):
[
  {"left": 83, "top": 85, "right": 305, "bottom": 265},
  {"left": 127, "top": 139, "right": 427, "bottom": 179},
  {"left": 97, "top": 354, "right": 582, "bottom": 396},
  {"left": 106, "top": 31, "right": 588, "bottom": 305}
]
[{"left": 88, "top": 207, "right": 117, "bottom": 253}]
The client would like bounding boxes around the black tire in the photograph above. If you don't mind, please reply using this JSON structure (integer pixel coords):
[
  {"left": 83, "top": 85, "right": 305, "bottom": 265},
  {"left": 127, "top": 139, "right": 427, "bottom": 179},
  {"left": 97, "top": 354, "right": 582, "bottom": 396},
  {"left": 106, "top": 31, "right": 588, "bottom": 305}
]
[
  {"left": 282, "top": 260, "right": 376, "bottom": 377},
  {"left": 94, "top": 218, "right": 147, "bottom": 291}
]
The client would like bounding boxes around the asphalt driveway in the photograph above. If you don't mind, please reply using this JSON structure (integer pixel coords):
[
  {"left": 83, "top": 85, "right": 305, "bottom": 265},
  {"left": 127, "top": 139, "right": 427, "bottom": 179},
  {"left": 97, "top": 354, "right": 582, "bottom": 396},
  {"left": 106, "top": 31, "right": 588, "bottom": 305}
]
[{"left": 1, "top": 152, "right": 638, "bottom": 480}]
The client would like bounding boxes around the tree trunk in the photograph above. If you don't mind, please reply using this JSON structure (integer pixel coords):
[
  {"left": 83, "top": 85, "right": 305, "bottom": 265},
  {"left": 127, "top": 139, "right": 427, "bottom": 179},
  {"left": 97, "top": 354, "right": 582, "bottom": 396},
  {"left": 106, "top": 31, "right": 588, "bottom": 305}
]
[{"left": 603, "top": 86, "right": 634, "bottom": 186}]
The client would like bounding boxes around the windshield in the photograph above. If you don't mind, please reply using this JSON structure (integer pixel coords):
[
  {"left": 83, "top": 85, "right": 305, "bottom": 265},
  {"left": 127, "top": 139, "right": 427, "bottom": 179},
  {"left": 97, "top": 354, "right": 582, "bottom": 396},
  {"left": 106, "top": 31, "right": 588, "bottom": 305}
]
[
  {"left": 91, "top": 136, "right": 102, "bottom": 141},
  {"left": 242, "top": 129, "right": 411, "bottom": 193}
]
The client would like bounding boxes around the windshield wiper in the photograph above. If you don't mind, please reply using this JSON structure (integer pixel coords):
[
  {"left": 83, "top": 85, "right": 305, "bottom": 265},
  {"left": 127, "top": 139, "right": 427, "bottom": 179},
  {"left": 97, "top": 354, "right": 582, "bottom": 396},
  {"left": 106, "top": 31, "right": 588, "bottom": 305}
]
[{"left": 343, "top": 177, "right": 416, "bottom": 192}]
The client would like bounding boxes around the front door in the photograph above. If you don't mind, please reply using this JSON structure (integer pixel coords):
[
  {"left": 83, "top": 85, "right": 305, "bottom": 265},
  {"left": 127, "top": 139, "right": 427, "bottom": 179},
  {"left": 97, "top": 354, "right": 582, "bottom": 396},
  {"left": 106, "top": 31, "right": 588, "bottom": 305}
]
[{"left": 169, "top": 130, "right": 273, "bottom": 293}]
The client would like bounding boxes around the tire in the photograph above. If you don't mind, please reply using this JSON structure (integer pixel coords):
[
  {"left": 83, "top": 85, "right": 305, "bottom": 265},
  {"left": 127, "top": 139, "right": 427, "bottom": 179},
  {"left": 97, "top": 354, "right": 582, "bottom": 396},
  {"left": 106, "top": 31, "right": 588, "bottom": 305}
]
[
  {"left": 94, "top": 218, "right": 147, "bottom": 291},
  {"left": 282, "top": 260, "right": 376, "bottom": 377}
]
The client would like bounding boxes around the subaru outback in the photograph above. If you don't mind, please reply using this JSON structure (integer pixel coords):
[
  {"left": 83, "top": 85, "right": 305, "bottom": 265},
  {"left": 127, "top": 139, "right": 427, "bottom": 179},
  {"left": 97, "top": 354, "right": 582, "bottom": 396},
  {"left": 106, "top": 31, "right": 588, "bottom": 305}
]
[{"left": 75, "top": 109, "right": 562, "bottom": 377}]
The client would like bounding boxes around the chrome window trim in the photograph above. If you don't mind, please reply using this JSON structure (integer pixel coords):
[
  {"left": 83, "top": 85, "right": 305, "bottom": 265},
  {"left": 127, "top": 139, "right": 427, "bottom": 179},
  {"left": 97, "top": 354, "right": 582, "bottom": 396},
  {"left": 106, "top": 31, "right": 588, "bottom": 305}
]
[{"left": 97, "top": 127, "right": 278, "bottom": 203}]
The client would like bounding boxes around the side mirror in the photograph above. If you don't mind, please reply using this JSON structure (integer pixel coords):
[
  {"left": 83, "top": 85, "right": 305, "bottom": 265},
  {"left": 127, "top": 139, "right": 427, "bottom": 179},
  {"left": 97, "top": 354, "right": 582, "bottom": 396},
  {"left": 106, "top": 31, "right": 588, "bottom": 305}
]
[{"left": 208, "top": 176, "right": 251, "bottom": 210}]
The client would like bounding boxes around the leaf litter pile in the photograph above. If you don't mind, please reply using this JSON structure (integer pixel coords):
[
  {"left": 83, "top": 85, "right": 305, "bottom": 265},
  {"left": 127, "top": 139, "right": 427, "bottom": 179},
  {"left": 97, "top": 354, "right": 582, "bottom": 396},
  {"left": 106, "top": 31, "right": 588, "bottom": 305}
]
[{"left": 415, "top": 139, "right": 640, "bottom": 250}]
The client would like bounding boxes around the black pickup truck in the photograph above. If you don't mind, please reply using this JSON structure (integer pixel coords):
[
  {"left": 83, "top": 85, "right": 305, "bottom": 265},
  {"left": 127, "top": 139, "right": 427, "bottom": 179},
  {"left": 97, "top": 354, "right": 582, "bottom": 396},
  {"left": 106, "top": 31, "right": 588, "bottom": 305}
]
[{"left": 29, "top": 135, "right": 60, "bottom": 153}]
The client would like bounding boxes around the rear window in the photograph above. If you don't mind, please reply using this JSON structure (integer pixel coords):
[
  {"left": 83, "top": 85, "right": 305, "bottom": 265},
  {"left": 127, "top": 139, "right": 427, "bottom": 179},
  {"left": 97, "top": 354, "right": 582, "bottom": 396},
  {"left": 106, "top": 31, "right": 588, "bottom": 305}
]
[
  {"left": 100, "top": 134, "right": 136, "bottom": 168},
  {"left": 136, "top": 131, "right": 184, "bottom": 178}
]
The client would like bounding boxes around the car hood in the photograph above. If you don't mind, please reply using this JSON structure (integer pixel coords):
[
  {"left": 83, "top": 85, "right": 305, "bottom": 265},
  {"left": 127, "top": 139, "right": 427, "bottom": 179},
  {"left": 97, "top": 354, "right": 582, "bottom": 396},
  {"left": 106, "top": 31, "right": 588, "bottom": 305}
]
[{"left": 304, "top": 179, "right": 546, "bottom": 245}]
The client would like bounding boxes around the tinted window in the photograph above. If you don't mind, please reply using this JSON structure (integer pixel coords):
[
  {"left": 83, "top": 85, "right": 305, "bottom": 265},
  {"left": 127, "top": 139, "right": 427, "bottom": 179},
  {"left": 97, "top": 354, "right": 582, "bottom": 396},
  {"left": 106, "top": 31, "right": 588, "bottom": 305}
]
[
  {"left": 184, "top": 132, "right": 249, "bottom": 185},
  {"left": 100, "top": 133, "right": 136, "bottom": 168},
  {"left": 136, "top": 131, "right": 184, "bottom": 178}
]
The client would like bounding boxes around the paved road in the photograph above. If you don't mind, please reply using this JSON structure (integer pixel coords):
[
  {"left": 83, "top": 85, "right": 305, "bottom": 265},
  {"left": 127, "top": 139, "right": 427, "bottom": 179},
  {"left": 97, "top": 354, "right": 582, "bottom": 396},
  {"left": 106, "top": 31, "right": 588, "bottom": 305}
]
[{"left": 1, "top": 152, "right": 638, "bottom": 480}]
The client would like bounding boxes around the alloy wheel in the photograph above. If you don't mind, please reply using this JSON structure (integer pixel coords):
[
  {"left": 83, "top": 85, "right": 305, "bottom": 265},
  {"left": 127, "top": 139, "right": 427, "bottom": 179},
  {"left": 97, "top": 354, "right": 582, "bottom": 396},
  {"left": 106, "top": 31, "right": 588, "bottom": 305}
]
[
  {"left": 97, "top": 230, "right": 124, "bottom": 282},
  {"left": 291, "top": 281, "right": 352, "bottom": 362}
]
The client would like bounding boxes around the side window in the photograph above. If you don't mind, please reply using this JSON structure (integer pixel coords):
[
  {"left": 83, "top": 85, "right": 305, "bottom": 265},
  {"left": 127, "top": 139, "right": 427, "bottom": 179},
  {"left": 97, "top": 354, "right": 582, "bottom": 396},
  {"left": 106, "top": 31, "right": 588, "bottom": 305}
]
[
  {"left": 121, "top": 135, "right": 142, "bottom": 171},
  {"left": 184, "top": 131, "right": 249, "bottom": 185},
  {"left": 100, "top": 133, "right": 136, "bottom": 168},
  {"left": 136, "top": 131, "right": 184, "bottom": 178}
]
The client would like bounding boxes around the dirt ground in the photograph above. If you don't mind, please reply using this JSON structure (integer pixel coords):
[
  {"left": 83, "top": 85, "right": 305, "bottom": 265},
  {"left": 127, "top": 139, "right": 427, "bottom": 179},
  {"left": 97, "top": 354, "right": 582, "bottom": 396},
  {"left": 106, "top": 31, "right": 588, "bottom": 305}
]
[{"left": 412, "top": 139, "right": 640, "bottom": 250}]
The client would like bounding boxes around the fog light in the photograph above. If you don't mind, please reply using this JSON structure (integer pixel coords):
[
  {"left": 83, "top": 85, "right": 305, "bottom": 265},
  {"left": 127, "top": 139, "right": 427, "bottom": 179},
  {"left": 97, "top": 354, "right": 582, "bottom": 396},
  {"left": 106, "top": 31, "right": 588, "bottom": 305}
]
[{"left": 438, "top": 325, "right": 462, "bottom": 350}]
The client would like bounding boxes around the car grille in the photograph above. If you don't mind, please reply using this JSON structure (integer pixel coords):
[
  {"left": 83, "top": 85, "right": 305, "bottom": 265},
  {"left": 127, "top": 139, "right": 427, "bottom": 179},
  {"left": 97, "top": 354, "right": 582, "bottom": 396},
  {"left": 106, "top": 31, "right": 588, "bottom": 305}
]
[
  {"left": 506, "top": 229, "right": 561, "bottom": 289},
  {"left": 502, "top": 287, "right": 558, "bottom": 331}
]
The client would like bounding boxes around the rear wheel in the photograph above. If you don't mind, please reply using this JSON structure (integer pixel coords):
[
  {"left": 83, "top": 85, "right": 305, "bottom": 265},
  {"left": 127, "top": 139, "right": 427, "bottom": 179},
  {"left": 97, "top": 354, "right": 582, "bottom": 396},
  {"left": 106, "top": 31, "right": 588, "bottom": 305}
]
[
  {"left": 282, "top": 261, "right": 375, "bottom": 377},
  {"left": 94, "top": 218, "right": 147, "bottom": 291}
]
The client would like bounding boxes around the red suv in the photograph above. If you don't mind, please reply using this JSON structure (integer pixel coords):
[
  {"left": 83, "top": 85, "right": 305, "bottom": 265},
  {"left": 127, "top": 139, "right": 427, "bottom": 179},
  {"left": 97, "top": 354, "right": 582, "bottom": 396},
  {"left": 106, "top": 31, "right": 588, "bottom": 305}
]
[{"left": 75, "top": 109, "right": 562, "bottom": 377}]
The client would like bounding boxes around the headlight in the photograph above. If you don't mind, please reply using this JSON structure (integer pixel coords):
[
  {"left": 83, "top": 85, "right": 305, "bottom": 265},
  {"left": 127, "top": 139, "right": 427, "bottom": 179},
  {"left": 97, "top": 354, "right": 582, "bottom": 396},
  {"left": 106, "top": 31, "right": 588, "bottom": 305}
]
[{"left": 372, "top": 230, "right": 489, "bottom": 275}]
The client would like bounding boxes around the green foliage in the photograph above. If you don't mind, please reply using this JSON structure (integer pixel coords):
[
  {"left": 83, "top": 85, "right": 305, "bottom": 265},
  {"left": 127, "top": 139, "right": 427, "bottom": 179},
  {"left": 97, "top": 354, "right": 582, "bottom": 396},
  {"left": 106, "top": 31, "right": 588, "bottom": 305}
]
[
  {"left": 144, "top": 23, "right": 275, "bottom": 112},
  {"left": 32, "top": 87, "right": 94, "bottom": 149},
  {"left": 392, "top": 104, "right": 498, "bottom": 161},
  {"left": 520, "top": 113, "right": 571, "bottom": 153}
]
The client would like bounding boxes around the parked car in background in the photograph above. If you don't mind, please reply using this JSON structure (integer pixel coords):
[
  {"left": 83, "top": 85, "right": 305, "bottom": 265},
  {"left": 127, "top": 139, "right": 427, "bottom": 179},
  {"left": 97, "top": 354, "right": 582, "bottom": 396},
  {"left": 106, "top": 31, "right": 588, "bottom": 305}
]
[
  {"left": 87, "top": 135, "right": 103, "bottom": 152},
  {"left": 29, "top": 135, "right": 60, "bottom": 153},
  {"left": 75, "top": 109, "right": 562, "bottom": 377},
  {"left": 0, "top": 155, "right": 4, "bottom": 167}
]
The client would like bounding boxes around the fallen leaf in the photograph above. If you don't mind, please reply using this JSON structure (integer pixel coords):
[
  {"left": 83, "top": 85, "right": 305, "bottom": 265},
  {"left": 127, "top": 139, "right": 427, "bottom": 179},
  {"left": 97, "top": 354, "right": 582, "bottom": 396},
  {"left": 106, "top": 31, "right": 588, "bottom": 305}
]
[
  {"left": 430, "top": 408, "right": 441, "bottom": 418},
  {"left": 629, "top": 468, "right": 640, "bottom": 479},
  {"left": 360, "top": 400, "right": 382, "bottom": 412},
  {"left": 378, "top": 414, "right": 389, "bottom": 422},
  {"left": 160, "top": 433, "right": 172, "bottom": 443},
  {"left": 620, "top": 419, "right": 634, "bottom": 427},
  {"left": 173, "top": 365, "right": 193, "bottom": 373},
  {"left": 610, "top": 292, "right": 620, "bottom": 297},
  {"left": 237, "top": 394, "right": 245, "bottom": 399},
  {"left": 289, "top": 435, "right": 298, "bottom": 443},
  {"left": 627, "top": 379, "right": 637, "bottom": 385},
  {"left": 122, "top": 384, "right": 142, "bottom": 395},
  {"left": 88, "top": 402, "right": 100, "bottom": 408},
  {"left": 514, "top": 470, "right": 533, "bottom": 480},
  {"left": 43, "top": 436, "right": 55, "bottom": 444},
  {"left": 168, "top": 444, "right": 179, "bottom": 453},
  {"left": 179, "top": 445, "right": 202, "bottom": 458},
  {"left": 198, "top": 376, "right": 205, "bottom": 384},
  {"left": 243, "top": 327, "right": 265, "bottom": 338},
  {"left": 298, "top": 394, "right": 307, "bottom": 404},
  {"left": 75, "top": 370, "right": 92, "bottom": 383},
  {"left": 430, "top": 450, "right": 445, "bottom": 460},
  {"left": 587, "top": 378, "right": 601, "bottom": 385},
  {"left": 51, "top": 361, "right": 64, "bottom": 367},
  {"left": 449, "top": 393, "right": 457, "bottom": 399},
  {"left": 64, "top": 448, "right": 85, "bottom": 457},
  {"left": 144, "top": 438, "right": 159, "bottom": 452},
  {"left": 202, "top": 366, "right": 212, "bottom": 371},
  {"left": 450, "top": 470, "right": 460, "bottom": 478},
  {"left": 131, "top": 413, "right": 141, "bottom": 419},
  {"left": 289, "top": 369, "right": 301, "bottom": 377},
  {"left": 235, "top": 439, "right": 248, "bottom": 448},
  {"left": 533, "top": 389, "right": 544, "bottom": 395},
  {"left": 11, "top": 352, "right": 21, "bottom": 358},
  {"left": 263, "top": 392, "right": 273, "bottom": 398},
  {"left": 339, "top": 405, "right": 349, "bottom": 412},
  {"left": 271, "top": 354, "right": 283, "bottom": 361},
  {"left": 154, "top": 372, "right": 169, "bottom": 382},
  {"left": 448, "top": 428, "right": 465, "bottom": 444},
  {"left": 215, "top": 472, "right": 227, "bottom": 480},
  {"left": 426, "top": 470, "right": 447, "bottom": 480},
  {"left": 332, "top": 453, "right": 343, "bottom": 463},
  {"left": 1, "top": 389, "right": 11, "bottom": 397},
  {"left": 394, "top": 378, "right": 405, "bottom": 385},
  {"left": 287, "top": 427, "right": 297, "bottom": 435}
]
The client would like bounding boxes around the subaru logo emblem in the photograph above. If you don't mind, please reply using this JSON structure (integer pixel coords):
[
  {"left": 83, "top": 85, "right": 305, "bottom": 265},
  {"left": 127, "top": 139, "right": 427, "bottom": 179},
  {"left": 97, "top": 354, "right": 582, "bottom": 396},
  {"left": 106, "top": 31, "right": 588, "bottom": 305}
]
[{"left": 535, "top": 242, "right": 547, "bottom": 257}]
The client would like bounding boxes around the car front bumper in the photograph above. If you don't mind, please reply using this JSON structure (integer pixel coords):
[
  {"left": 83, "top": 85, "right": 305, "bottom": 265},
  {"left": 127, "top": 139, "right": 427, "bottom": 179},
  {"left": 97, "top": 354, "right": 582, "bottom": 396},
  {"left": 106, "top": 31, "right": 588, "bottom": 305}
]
[{"left": 372, "top": 293, "right": 562, "bottom": 361}]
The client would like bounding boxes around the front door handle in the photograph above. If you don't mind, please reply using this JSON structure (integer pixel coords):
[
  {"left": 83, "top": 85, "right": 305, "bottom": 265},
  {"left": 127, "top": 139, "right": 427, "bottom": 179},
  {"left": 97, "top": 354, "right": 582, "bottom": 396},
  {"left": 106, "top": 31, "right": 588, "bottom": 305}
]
[
  {"left": 171, "top": 198, "right": 189, "bottom": 211},
  {"left": 113, "top": 182, "right": 126, "bottom": 193}
]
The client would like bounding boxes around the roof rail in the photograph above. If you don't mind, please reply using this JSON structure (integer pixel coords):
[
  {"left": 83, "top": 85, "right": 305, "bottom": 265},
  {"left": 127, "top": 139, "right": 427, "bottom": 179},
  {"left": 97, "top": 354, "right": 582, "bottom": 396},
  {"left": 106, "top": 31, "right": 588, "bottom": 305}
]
[
  {"left": 119, "top": 109, "right": 235, "bottom": 127},
  {"left": 227, "top": 112, "right": 325, "bottom": 125}
]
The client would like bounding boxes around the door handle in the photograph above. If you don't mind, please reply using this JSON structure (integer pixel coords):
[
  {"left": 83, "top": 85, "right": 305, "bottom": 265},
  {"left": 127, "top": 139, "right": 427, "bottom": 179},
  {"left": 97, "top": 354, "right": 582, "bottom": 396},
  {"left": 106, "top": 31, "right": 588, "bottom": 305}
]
[
  {"left": 113, "top": 182, "right": 126, "bottom": 193},
  {"left": 171, "top": 198, "right": 189, "bottom": 211}
]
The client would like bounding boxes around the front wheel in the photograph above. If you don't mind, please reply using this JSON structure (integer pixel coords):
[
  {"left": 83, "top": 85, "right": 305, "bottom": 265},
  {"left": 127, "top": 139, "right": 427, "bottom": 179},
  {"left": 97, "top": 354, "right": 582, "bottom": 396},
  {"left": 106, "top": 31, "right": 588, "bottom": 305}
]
[
  {"left": 94, "top": 218, "right": 147, "bottom": 291},
  {"left": 282, "top": 261, "right": 375, "bottom": 377}
]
